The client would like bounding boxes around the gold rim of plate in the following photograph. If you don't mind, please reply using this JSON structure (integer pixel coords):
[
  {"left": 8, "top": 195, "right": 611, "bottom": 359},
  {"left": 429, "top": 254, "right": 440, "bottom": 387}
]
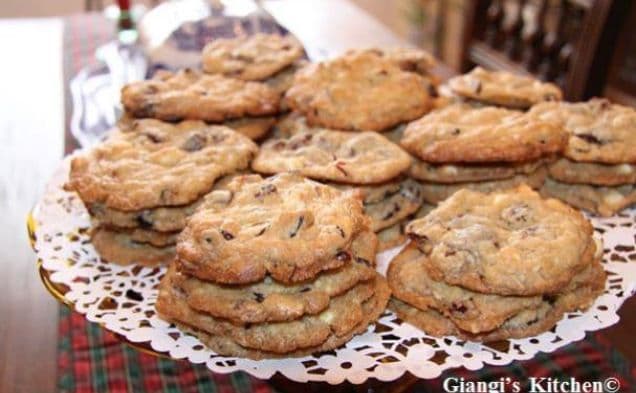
[{"left": 27, "top": 210, "right": 169, "bottom": 359}]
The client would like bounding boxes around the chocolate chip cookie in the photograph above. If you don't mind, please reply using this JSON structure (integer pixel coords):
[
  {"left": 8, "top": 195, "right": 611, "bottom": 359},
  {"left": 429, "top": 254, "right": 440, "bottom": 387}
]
[
  {"left": 529, "top": 99, "right": 636, "bottom": 164},
  {"left": 121, "top": 69, "right": 279, "bottom": 122},
  {"left": 409, "top": 158, "right": 549, "bottom": 183},
  {"left": 548, "top": 158, "right": 636, "bottom": 186},
  {"left": 388, "top": 245, "right": 544, "bottom": 333},
  {"left": 285, "top": 50, "right": 433, "bottom": 131},
  {"left": 331, "top": 178, "right": 425, "bottom": 231},
  {"left": 401, "top": 104, "right": 566, "bottom": 163},
  {"left": 445, "top": 67, "right": 562, "bottom": 109},
  {"left": 173, "top": 258, "right": 376, "bottom": 324},
  {"left": 202, "top": 34, "right": 304, "bottom": 81},
  {"left": 541, "top": 178, "right": 636, "bottom": 217},
  {"left": 91, "top": 228, "right": 175, "bottom": 266},
  {"left": 418, "top": 168, "right": 548, "bottom": 204},
  {"left": 66, "top": 120, "right": 258, "bottom": 211},
  {"left": 390, "top": 257, "right": 604, "bottom": 342},
  {"left": 87, "top": 200, "right": 201, "bottom": 232},
  {"left": 171, "top": 274, "right": 390, "bottom": 359},
  {"left": 223, "top": 116, "right": 277, "bottom": 140},
  {"left": 253, "top": 129, "right": 412, "bottom": 184},
  {"left": 406, "top": 185, "right": 595, "bottom": 295},
  {"left": 177, "top": 173, "right": 371, "bottom": 284}
]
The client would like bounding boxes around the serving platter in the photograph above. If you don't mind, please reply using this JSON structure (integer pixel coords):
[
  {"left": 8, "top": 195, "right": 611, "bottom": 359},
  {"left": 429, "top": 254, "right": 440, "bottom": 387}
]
[{"left": 30, "top": 154, "right": 636, "bottom": 384}]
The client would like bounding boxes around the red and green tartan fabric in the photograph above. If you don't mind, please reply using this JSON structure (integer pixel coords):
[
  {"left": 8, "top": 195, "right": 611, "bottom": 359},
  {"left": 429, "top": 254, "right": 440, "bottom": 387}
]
[
  {"left": 57, "top": 306, "right": 635, "bottom": 392},
  {"left": 59, "top": 13, "right": 636, "bottom": 393}
]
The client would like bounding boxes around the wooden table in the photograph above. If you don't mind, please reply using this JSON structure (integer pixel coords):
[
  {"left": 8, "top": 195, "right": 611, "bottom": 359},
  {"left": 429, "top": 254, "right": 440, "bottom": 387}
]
[{"left": 1, "top": 1, "right": 634, "bottom": 392}]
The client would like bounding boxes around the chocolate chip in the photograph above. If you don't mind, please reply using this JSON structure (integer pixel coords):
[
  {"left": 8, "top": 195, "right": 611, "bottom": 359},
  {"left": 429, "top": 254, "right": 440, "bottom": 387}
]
[
  {"left": 289, "top": 134, "right": 313, "bottom": 150},
  {"left": 336, "top": 251, "right": 351, "bottom": 262},
  {"left": 542, "top": 294, "right": 557, "bottom": 305},
  {"left": 272, "top": 141, "right": 286, "bottom": 150},
  {"left": 135, "top": 103, "right": 156, "bottom": 118},
  {"left": 382, "top": 203, "right": 401, "bottom": 221},
  {"left": 136, "top": 212, "right": 154, "bottom": 229},
  {"left": 452, "top": 128, "right": 461, "bottom": 135},
  {"left": 255, "top": 184, "right": 277, "bottom": 199},
  {"left": 163, "top": 115, "right": 183, "bottom": 122},
  {"left": 577, "top": 133, "right": 604, "bottom": 145},
  {"left": 335, "top": 161, "right": 349, "bottom": 177},
  {"left": 253, "top": 292, "right": 265, "bottom": 303},
  {"left": 289, "top": 216, "right": 304, "bottom": 238},
  {"left": 502, "top": 203, "right": 530, "bottom": 225},
  {"left": 451, "top": 302, "right": 467, "bottom": 313},
  {"left": 336, "top": 226, "right": 345, "bottom": 238},
  {"left": 256, "top": 226, "right": 268, "bottom": 237},
  {"left": 181, "top": 133, "right": 206, "bottom": 152},
  {"left": 143, "top": 132, "right": 163, "bottom": 143},
  {"left": 473, "top": 80, "right": 482, "bottom": 94},
  {"left": 220, "top": 230, "right": 234, "bottom": 240},
  {"left": 299, "top": 287, "right": 311, "bottom": 293}
]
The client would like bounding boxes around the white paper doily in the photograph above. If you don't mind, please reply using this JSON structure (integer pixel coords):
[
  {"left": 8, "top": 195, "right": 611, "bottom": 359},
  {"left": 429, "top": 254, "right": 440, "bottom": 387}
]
[{"left": 31, "top": 156, "right": 636, "bottom": 384}]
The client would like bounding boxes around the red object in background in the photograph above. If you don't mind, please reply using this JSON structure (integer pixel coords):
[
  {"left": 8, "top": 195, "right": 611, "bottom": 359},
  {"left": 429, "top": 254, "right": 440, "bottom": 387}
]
[
  {"left": 117, "top": 0, "right": 134, "bottom": 31},
  {"left": 117, "top": 0, "right": 131, "bottom": 12}
]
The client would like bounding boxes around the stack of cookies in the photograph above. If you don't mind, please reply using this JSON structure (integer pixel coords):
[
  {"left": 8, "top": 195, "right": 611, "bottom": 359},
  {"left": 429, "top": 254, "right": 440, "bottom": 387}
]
[
  {"left": 529, "top": 98, "right": 636, "bottom": 216},
  {"left": 65, "top": 119, "right": 258, "bottom": 265},
  {"left": 121, "top": 66, "right": 281, "bottom": 141},
  {"left": 156, "top": 173, "right": 390, "bottom": 358},
  {"left": 251, "top": 112, "right": 426, "bottom": 251},
  {"left": 441, "top": 66, "right": 562, "bottom": 109},
  {"left": 388, "top": 185, "right": 606, "bottom": 341},
  {"left": 400, "top": 103, "right": 567, "bottom": 204}
]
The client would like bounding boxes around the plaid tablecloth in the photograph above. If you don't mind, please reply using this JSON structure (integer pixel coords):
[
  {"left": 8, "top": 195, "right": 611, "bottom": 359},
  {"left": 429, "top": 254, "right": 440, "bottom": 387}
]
[{"left": 59, "top": 12, "right": 636, "bottom": 393}]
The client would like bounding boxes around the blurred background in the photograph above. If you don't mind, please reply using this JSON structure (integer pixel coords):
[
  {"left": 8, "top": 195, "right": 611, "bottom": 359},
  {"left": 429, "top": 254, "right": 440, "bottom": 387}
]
[{"left": 2, "top": 0, "right": 635, "bottom": 104}]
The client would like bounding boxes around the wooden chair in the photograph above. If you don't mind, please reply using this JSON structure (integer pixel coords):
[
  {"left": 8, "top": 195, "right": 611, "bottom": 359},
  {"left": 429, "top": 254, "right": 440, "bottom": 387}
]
[{"left": 459, "top": 0, "right": 629, "bottom": 101}]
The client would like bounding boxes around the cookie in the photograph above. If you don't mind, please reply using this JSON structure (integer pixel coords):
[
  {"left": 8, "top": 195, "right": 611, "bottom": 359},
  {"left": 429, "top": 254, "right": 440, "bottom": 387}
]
[
  {"left": 172, "top": 274, "right": 390, "bottom": 359},
  {"left": 91, "top": 228, "right": 175, "bottom": 266},
  {"left": 156, "top": 265, "right": 382, "bottom": 354},
  {"left": 87, "top": 200, "right": 200, "bottom": 232},
  {"left": 548, "top": 158, "right": 636, "bottom": 186},
  {"left": 285, "top": 50, "right": 433, "bottom": 131},
  {"left": 264, "top": 60, "right": 308, "bottom": 95},
  {"left": 253, "top": 129, "right": 412, "bottom": 184},
  {"left": 174, "top": 259, "right": 376, "bottom": 324},
  {"left": 401, "top": 104, "right": 566, "bottom": 163},
  {"left": 223, "top": 116, "right": 276, "bottom": 140},
  {"left": 390, "top": 258, "right": 604, "bottom": 341},
  {"left": 331, "top": 178, "right": 424, "bottom": 231},
  {"left": 124, "top": 227, "right": 179, "bottom": 247},
  {"left": 377, "top": 204, "right": 434, "bottom": 251},
  {"left": 121, "top": 69, "right": 279, "bottom": 122},
  {"left": 541, "top": 178, "right": 636, "bottom": 217},
  {"left": 201, "top": 34, "right": 304, "bottom": 81},
  {"left": 407, "top": 185, "right": 595, "bottom": 295},
  {"left": 389, "top": 244, "right": 545, "bottom": 333},
  {"left": 418, "top": 168, "right": 548, "bottom": 204},
  {"left": 66, "top": 120, "right": 258, "bottom": 211},
  {"left": 177, "top": 173, "right": 372, "bottom": 284},
  {"left": 529, "top": 99, "right": 636, "bottom": 164},
  {"left": 446, "top": 67, "right": 562, "bottom": 109},
  {"left": 409, "top": 158, "right": 549, "bottom": 183}
]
